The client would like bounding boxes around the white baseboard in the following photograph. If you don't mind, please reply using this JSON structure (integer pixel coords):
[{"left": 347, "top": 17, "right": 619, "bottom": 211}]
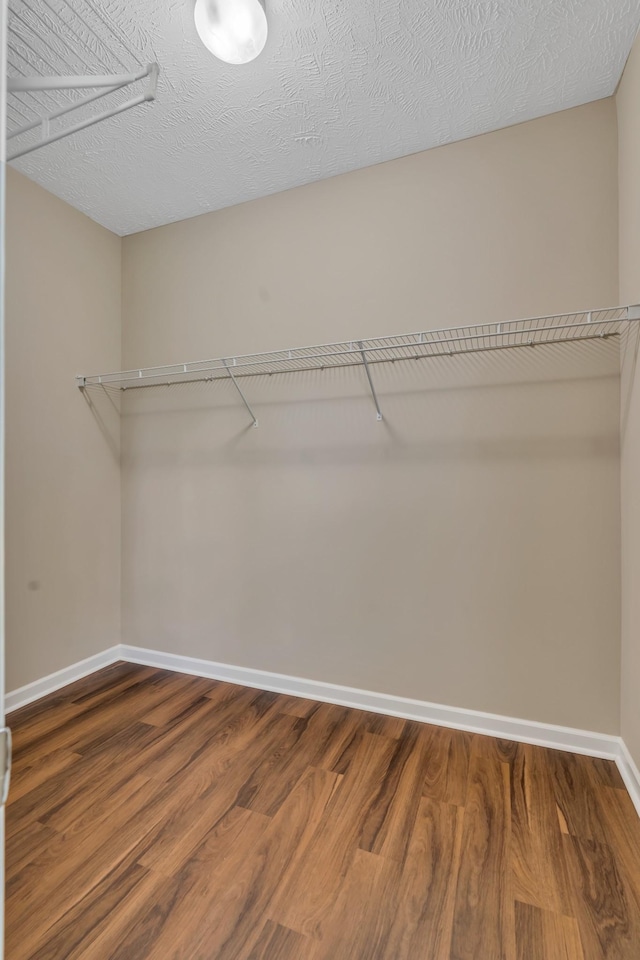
[
  {"left": 616, "top": 739, "right": 640, "bottom": 816},
  {"left": 6, "top": 642, "right": 640, "bottom": 818},
  {"left": 5, "top": 646, "right": 121, "bottom": 713},
  {"left": 120, "top": 644, "right": 621, "bottom": 759}
]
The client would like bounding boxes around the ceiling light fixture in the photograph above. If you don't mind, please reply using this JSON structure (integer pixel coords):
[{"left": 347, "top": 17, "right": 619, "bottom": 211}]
[{"left": 194, "top": 0, "right": 268, "bottom": 65}]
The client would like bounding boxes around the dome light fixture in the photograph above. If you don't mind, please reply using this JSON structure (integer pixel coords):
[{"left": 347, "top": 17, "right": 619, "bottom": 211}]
[{"left": 194, "top": 0, "right": 268, "bottom": 65}]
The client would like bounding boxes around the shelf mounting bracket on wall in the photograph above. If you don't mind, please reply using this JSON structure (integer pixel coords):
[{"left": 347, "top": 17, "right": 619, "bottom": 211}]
[
  {"left": 358, "top": 341, "right": 383, "bottom": 421},
  {"left": 6, "top": 63, "right": 159, "bottom": 161},
  {"left": 222, "top": 359, "right": 258, "bottom": 428}
]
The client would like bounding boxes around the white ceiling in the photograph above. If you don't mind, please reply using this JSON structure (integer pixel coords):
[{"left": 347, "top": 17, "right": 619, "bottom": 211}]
[{"left": 7, "top": 0, "right": 640, "bottom": 236}]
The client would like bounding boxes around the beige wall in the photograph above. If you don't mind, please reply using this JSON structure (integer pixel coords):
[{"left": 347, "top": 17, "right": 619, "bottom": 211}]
[
  {"left": 618, "top": 33, "right": 640, "bottom": 768},
  {"left": 5, "top": 168, "right": 121, "bottom": 691},
  {"left": 122, "top": 99, "right": 621, "bottom": 732}
]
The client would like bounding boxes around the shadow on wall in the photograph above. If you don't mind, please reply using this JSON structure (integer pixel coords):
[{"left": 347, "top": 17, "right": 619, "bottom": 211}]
[
  {"left": 80, "top": 382, "right": 121, "bottom": 461},
  {"left": 115, "top": 335, "right": 621, "bottom": 730},
  {"left": 621, "top": 322, "right": 640, "bottom": 438},
  {"left": 107, "top": 336, "right": 621, "bottom": 468}
]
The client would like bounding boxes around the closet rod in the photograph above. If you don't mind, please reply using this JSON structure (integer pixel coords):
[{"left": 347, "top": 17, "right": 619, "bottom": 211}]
[
  {"left": 6, "top": 62, "right": 158, "bottom": 161},
  {"left": 7, "top": 66, "right": 152, "bottom": 92},
  {"left": 7, "top": 78, "right": 141, "bottom": 141}
]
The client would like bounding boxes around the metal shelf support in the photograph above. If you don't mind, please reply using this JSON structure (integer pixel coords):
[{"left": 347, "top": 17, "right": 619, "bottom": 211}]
[
  {"left": 358, "top": 341, "right": 383, "bottom": 421},
  {"left": 223, "top": 360, "right": 258, "bottom": 428}
]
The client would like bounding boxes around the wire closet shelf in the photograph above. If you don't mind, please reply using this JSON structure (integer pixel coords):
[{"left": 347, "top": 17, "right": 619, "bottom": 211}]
[
  {"left": 77, "top": 305, "right": 640, "bottom": 425},
  {"left": 6, "top": 0, "right": 159, "bottom": 161}
]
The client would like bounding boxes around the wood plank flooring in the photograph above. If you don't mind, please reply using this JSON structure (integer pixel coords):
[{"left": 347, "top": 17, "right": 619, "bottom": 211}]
[{"left": 5, "top": 662, "right": 640, "bottom": 959}]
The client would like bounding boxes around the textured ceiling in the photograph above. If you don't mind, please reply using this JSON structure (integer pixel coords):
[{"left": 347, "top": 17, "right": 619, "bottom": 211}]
[{"left": 7, "top": 0, "right": 640, "bottom": 236}]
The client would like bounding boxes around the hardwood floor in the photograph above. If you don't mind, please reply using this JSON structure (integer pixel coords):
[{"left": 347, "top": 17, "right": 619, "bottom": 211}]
[{"left": 5, "top": 662, "right": 640, "bottom": 959}]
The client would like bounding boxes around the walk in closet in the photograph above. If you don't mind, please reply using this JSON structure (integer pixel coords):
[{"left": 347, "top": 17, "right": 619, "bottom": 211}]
[{"left": 2, "top": 1, "right": 640, "bottom": 957}]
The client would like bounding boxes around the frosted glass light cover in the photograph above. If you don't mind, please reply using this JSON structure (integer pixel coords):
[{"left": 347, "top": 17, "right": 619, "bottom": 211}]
[{"left": 194, "top": 0, "right": 268, "bottom": 65}]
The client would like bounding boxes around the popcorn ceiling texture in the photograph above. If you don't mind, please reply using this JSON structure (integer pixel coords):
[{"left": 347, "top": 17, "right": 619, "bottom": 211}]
[{"left": 8, "top": 0, "right": 640, "bottom": 236}]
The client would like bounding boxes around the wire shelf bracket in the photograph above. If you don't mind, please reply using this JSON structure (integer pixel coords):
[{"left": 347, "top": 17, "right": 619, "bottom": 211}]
[
  {"left": 222, "top": 359, "right": 258, "bottom": 428},
  {"left": 358, "top": 341, "right": 383, "bottom": 421},
  {"left": 76, "top": 305, "right": 640, "bottom": 423},
  {"left": 6, "top": 62, "right": 159, "bottom": 161}
]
